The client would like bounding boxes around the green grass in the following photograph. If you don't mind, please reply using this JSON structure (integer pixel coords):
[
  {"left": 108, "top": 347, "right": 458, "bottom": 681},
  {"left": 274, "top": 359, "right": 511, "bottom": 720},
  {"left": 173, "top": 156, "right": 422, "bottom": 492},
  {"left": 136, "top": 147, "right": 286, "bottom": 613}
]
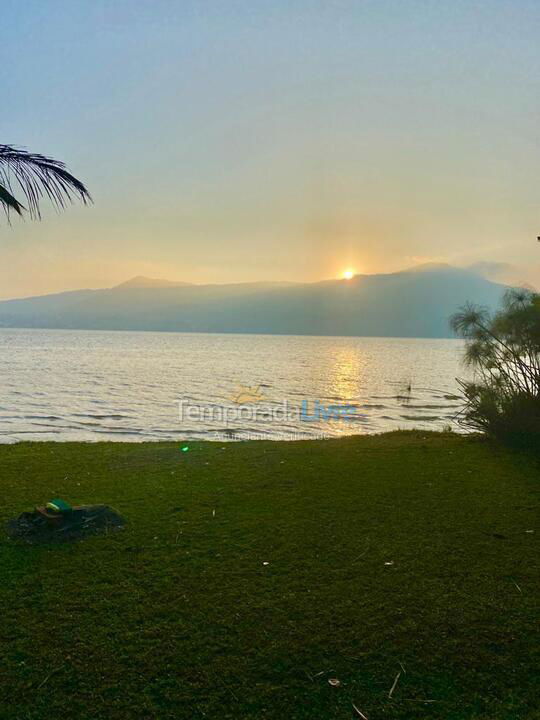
[{"left": 0, "top": 432, "right": 538, "bottom": 719}]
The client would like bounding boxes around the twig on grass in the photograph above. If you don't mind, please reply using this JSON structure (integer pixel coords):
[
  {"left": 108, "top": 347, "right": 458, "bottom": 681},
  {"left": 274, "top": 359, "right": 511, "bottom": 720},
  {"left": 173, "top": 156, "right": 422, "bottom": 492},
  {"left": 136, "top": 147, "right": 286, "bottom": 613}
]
[
  {"left": 388, "top": 671, "right": 401, "bottom": 699},
  {"left": 352, "top": 702, "right": 369, "bottom": 719},
  {"left": 36, "top": 663, "right": 64, "bottom": 689},
  {"left": 352, "top": 539, "right": 371, "bottom": 562},
  {"left": 404, "top": 698, "right": 438, "bottom": 703}
]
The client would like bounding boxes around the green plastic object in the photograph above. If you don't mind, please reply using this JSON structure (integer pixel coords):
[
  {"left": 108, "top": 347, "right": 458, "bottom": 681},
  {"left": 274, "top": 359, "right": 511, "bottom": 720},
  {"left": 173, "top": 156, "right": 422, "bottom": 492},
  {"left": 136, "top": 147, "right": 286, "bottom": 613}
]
[{"left": 46, "top": 498, "right": 73, "bottom": 514}]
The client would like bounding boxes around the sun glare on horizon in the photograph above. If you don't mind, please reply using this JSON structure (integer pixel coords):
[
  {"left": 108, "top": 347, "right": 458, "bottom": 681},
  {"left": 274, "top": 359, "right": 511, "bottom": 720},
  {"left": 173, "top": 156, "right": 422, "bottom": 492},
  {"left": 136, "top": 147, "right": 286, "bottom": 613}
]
[{"left": 342, "top": 269, "right": 355, "bottom": 280}]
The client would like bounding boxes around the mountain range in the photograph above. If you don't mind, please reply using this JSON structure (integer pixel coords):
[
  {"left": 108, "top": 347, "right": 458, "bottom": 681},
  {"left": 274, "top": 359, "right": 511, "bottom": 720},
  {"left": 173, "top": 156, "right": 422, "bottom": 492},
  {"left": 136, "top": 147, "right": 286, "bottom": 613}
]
[{"left": 0, "top": 264, "right": 511, "bottom": 338}]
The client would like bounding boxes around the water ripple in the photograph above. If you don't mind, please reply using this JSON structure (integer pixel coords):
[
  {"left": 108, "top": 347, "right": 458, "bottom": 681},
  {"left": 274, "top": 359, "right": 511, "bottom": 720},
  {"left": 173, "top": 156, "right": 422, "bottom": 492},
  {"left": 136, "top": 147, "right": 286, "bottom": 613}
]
[{"left": 0, "top": 329, "right": 467, "bottom": 442}]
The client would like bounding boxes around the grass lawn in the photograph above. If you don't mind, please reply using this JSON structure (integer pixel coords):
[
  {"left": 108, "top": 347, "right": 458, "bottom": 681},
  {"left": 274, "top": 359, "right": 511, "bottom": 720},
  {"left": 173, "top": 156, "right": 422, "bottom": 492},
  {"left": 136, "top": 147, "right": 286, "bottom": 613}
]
[{"left": 0, "top": 432, "right": 538, "bottom": 719}]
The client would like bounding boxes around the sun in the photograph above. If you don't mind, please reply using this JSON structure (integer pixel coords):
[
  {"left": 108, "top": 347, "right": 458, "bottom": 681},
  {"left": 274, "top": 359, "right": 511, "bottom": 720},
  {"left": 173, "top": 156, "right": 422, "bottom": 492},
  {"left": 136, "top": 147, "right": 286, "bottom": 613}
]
[{"left": 342, "top": 268, "right": 355, "bottom": 280}]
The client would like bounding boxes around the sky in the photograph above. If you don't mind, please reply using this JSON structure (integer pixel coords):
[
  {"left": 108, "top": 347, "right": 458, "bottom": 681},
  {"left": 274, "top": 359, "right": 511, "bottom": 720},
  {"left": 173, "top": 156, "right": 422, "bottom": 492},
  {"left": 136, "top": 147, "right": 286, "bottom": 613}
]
[{"left": 1, "top": 0, "right": 540, "bottom": 298}]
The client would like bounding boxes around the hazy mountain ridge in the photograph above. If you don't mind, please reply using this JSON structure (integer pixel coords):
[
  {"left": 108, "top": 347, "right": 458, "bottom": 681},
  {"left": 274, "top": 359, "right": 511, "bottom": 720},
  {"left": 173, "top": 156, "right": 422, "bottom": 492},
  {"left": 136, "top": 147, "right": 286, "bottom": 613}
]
[
  {"left": 466, "top": 261, "right": 539, "bottom": 290},
  {"left": 113, "top": 276, "right": 194, "bottom": 289},
  {"left": 0, "top": 266, "right": 509, "bottom": 338}
]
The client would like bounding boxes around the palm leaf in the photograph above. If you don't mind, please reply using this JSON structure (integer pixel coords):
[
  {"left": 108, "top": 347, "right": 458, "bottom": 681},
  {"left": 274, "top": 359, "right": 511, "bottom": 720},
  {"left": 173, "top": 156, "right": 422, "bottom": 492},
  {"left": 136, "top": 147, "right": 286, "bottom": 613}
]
[
  {"left": 0, "top": 182, "right": 24, "bottom": 216},
  {"left": 0, "top": 144, "right": 91, "bottom": 220}
]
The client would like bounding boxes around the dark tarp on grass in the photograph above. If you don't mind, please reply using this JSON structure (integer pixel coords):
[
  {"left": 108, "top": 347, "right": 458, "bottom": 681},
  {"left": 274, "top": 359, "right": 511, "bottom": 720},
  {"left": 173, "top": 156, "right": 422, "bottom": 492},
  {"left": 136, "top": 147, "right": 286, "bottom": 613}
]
[{"left": 7, "top": 505, "right": 125, "bottom": 544}]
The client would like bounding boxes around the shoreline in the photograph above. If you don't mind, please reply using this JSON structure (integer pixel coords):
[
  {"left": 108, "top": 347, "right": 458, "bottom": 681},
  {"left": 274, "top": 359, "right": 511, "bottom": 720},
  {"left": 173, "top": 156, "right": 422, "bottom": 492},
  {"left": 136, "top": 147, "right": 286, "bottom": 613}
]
[{"left": 0, "top": 427, "right": 469, "bottom": 446}]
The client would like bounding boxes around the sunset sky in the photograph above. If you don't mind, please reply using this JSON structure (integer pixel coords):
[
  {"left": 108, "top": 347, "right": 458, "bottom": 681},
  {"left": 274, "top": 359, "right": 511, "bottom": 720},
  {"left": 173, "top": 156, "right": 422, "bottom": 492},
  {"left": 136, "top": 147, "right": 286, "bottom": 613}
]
[{"left": 2, "top": 0, "right": 540, "bottom": 298}]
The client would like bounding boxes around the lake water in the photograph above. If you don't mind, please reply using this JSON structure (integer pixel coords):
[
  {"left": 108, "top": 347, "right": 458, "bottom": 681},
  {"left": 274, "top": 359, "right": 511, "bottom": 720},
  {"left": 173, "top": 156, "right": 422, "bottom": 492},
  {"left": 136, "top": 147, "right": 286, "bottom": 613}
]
[{"left": 0, "top": 329, "right": 467, "bottom": 443}]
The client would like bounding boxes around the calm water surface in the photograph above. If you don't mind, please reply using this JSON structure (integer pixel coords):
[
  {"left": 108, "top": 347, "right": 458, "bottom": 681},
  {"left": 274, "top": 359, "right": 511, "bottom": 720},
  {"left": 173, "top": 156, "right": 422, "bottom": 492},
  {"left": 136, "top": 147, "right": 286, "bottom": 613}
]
[{"left": 0, "top": 329, "right": 467, "bottom": 442}]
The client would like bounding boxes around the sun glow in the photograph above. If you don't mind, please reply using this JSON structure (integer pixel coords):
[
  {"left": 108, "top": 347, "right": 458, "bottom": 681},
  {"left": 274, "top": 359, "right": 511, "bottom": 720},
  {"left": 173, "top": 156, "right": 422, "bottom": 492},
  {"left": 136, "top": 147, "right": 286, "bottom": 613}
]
[{"left": 342, "top": 268, "right": 355, "bottom": 280}]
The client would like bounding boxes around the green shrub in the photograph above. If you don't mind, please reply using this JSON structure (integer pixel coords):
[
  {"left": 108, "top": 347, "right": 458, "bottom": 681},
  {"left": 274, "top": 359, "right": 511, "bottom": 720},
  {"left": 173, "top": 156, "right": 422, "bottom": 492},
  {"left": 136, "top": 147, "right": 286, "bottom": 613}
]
[{"left": 451, "top": 288, "right": 540, "bottom": 446}]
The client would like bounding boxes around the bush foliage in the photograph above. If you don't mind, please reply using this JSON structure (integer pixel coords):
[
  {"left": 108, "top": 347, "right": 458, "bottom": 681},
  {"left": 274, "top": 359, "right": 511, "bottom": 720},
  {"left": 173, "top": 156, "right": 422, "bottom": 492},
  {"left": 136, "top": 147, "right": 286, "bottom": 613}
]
[{"left": 451, "top": 288, "right": 540, "bottom": 444}]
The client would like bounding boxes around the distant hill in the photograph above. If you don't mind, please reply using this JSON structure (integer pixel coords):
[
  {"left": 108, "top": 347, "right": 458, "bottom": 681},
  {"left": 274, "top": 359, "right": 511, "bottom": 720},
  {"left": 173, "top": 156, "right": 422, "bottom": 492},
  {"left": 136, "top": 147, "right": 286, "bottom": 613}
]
[
  {"left": 467, "top": 261, "right": 539, "bottom": 290},
  {"left": 113, "top": 276, "right": 193, "bottom": 289},
  {"left": 0, "top": 266, "right": 509, "bottom": 338}
]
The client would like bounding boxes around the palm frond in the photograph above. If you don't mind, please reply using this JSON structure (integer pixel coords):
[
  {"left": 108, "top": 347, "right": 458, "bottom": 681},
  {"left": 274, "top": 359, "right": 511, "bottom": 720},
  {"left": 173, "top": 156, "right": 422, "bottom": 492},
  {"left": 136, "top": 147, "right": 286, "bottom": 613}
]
[
  {"left": 0, "top": 182, "right": 24, "bottom": 216},
  {"left": 450, "top": 302, "right": 490, "bottom": 338},
  {"left": 0, "top": 144, "right": 91, "bottom": 220}
]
